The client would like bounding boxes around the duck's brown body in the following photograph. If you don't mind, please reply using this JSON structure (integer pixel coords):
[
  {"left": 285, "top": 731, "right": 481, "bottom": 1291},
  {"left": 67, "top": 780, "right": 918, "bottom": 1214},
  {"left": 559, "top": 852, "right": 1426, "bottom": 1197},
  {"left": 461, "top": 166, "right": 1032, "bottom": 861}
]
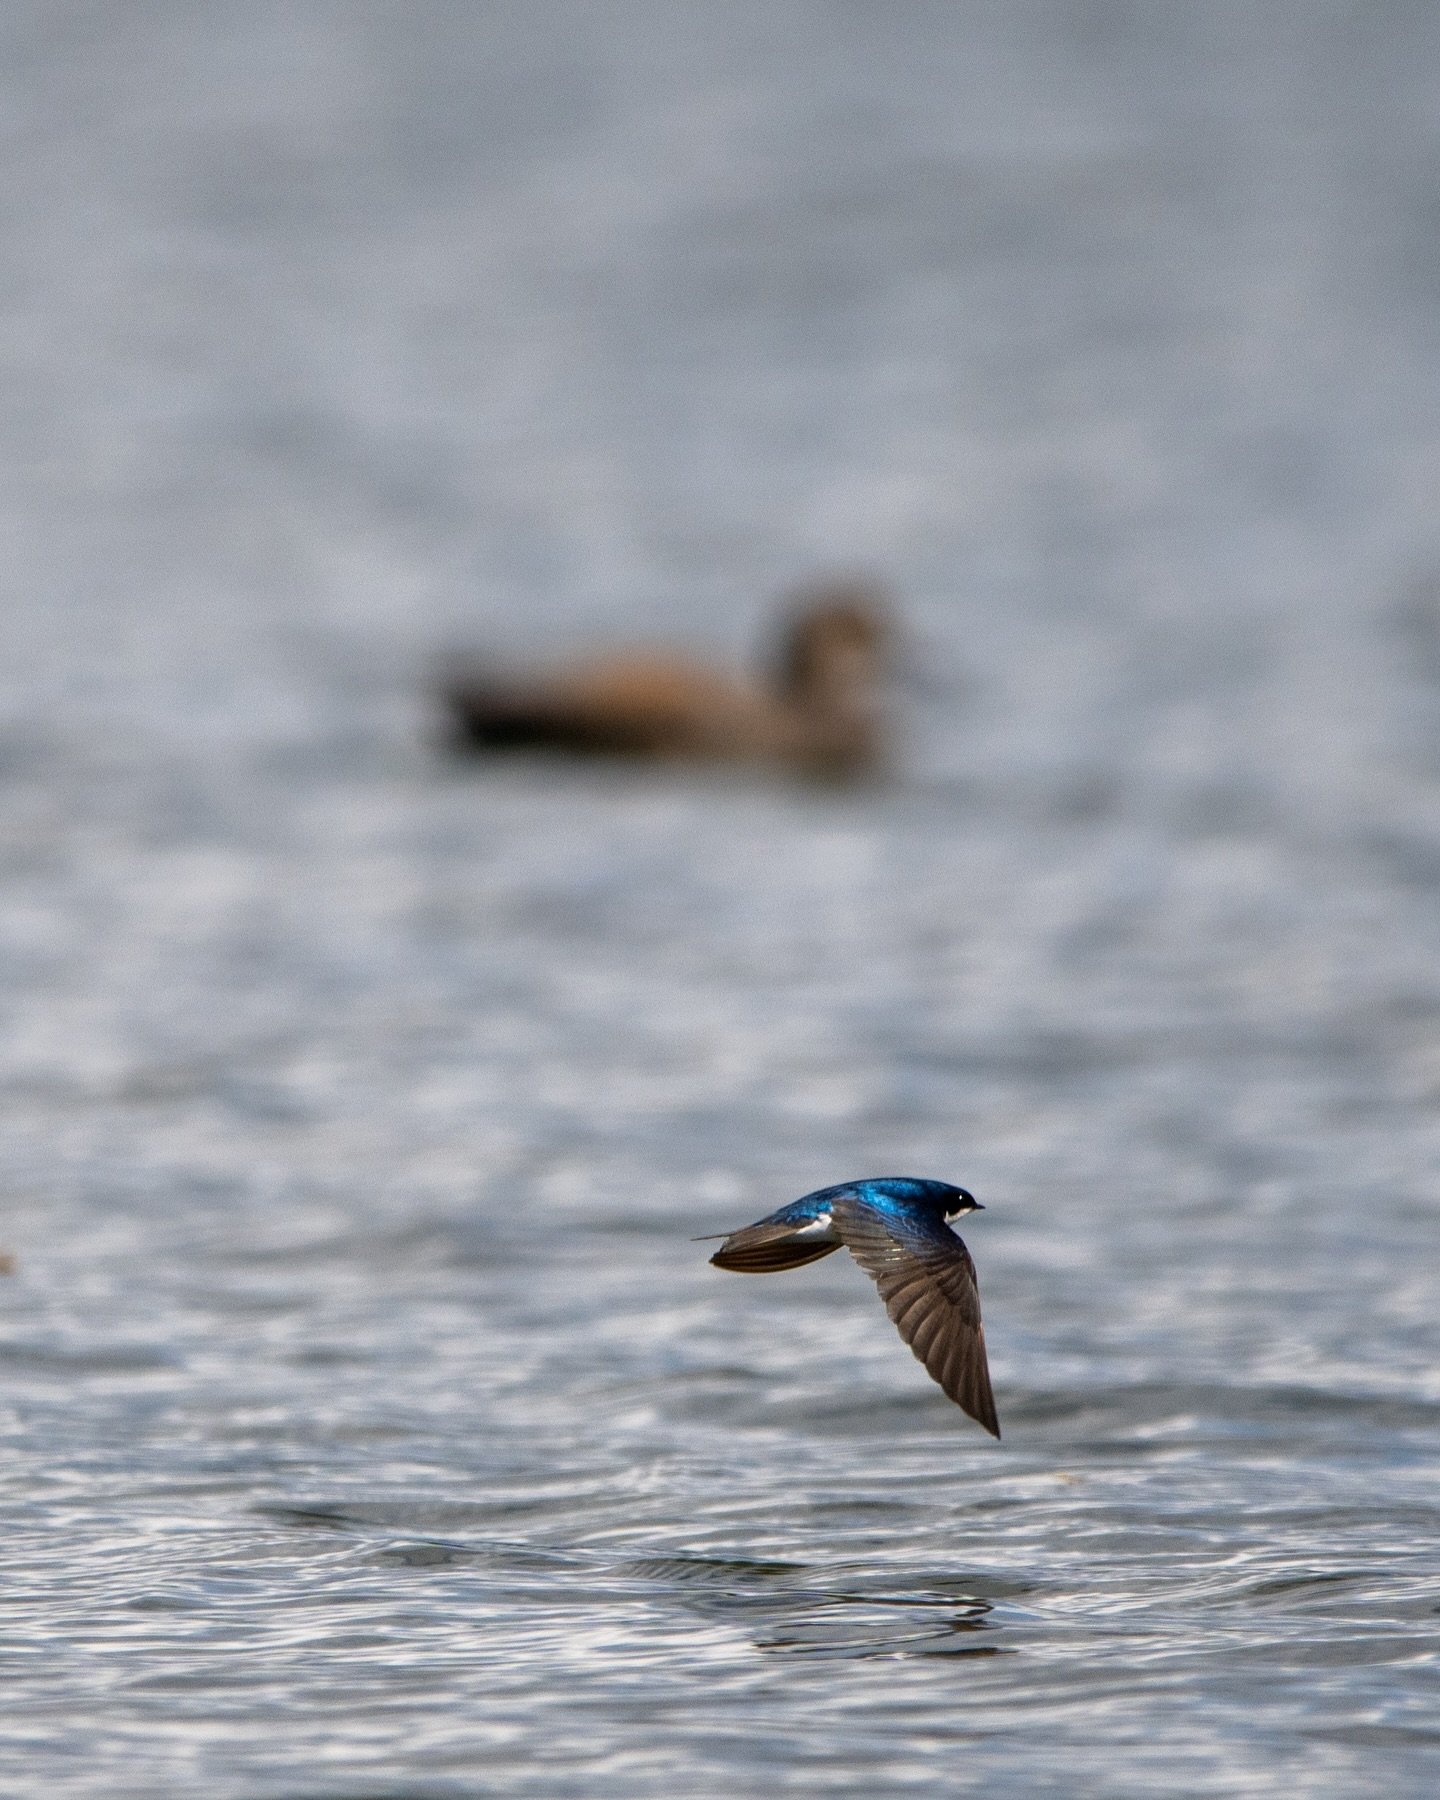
[{"left": 439, "top": 583, "right": 889, "bottom": 779}]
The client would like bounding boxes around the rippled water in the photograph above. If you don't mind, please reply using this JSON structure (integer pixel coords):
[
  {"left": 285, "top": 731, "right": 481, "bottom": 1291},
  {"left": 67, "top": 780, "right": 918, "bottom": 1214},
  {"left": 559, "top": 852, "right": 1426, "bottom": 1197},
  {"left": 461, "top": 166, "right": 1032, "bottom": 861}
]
[{"left": 3, "top": 3, "right": 1440, "bottom": 1794}]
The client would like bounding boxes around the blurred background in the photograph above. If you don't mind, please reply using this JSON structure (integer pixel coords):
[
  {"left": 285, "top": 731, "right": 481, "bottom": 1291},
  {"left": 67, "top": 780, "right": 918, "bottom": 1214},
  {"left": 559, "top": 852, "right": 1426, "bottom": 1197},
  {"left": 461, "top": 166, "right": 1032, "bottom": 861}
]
[{"left": 2, "top": 4, "right": 1440, "bottom": 1796}]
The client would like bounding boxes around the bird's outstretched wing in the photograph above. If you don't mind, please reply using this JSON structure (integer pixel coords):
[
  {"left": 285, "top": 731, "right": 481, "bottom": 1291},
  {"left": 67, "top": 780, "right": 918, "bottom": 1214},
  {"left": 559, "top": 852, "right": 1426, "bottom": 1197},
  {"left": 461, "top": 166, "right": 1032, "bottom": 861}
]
[
  {"left": 832, "top": 1194, "right": 1000, "bottom": 1437},
  {"left": 708, "top": 1220, "right": 841, "bottom": 1273}
]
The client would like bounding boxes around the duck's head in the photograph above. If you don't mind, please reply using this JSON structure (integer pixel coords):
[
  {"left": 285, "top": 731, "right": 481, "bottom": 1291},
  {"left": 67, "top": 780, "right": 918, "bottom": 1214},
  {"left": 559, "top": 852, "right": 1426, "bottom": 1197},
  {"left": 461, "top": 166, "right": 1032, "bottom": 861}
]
[{"left": 772, "top": 581, "right": 891, "bottom": 702}]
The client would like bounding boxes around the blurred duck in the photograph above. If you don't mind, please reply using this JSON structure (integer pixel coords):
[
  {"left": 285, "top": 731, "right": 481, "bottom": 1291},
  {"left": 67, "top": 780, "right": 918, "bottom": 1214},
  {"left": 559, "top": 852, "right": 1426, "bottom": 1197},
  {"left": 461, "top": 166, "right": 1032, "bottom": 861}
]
[{"left": 438, "top": 581, "right": 890, "bottom": 779}]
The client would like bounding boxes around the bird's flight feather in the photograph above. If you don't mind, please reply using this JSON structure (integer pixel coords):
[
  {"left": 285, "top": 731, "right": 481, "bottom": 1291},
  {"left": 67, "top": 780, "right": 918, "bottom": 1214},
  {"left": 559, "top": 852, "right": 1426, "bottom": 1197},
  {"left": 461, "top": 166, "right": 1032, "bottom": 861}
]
[
  {"left": 707, "top": 1219, "right": 841, "bottom": 1273},
  {"left": 830, "top": 1195, "right": 1000, "bottom": 1437}
]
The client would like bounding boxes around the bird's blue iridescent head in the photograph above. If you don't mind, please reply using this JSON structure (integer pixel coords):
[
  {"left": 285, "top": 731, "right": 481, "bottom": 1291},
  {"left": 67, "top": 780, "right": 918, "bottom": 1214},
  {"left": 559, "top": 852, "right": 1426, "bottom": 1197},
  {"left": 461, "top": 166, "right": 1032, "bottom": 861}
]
[{"left": 848, "top": 1176, "right": 982, "bottom": 1219}]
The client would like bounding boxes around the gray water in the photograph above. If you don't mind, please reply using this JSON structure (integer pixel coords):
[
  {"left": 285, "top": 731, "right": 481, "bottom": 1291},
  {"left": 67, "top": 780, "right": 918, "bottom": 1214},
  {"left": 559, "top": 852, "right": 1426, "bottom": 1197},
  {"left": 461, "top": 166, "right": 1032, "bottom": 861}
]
[{"left": 3, "top": 3, "right": 1440, "bottom": 1794}]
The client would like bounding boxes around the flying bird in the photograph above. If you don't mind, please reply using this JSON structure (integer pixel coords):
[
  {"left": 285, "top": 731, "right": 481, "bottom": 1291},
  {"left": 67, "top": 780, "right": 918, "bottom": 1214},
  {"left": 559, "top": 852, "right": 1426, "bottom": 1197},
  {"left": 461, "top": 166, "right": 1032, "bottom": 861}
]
[{"left": 707, "top": 1177, "right": 999, "bottom": 1436}]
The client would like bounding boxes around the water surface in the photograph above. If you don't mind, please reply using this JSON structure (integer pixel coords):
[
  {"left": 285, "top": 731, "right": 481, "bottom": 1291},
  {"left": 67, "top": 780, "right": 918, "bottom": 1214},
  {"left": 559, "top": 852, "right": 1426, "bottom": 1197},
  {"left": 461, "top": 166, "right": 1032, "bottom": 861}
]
[{"left": 2, "top": 4, "right": 1439, "bottom": 1794}]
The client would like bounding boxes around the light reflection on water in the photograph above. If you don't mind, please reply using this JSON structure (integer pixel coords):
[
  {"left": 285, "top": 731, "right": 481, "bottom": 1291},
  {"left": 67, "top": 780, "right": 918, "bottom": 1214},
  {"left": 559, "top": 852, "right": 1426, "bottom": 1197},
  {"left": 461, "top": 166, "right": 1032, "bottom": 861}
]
[
  {"left": 4, "top": 1147, "right": 1438, "bottom": 1794},
  {"left": 3, "top": 0, "right": 1440, "bottom": 1794}
]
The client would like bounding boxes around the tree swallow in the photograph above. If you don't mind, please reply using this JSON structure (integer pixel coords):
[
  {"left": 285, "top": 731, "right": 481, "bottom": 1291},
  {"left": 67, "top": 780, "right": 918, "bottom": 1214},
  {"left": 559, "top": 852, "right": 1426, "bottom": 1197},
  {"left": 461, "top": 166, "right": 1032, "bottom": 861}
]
[{"left": 707, "top": 1177, "right": 999, "bottom": 1437}]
